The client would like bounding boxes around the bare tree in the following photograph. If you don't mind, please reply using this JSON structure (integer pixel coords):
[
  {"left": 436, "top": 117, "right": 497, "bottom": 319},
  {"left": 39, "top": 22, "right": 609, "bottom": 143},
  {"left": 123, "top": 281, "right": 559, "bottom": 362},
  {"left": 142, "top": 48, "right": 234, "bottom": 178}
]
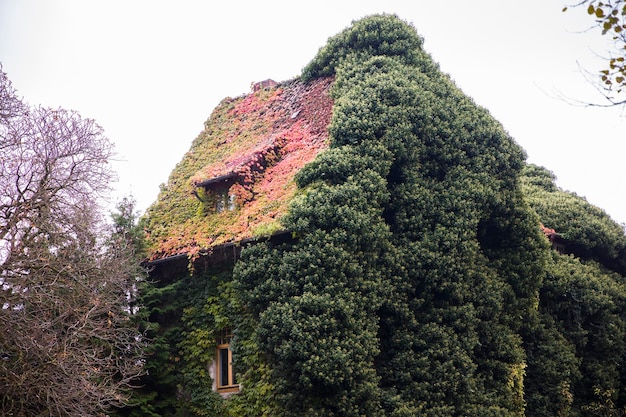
[
  {"left": 0, "top": 65, "right": 145, "bottom": 416},
  {"left": 0, "top": 66, "right": 26, "bottom": 124}
]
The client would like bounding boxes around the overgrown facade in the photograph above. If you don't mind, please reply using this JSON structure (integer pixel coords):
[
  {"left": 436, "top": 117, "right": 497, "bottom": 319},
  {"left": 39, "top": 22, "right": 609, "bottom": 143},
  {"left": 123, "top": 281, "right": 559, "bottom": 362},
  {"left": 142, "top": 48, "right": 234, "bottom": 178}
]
[{"left": 125, "top": 15, "right": 626, "bottom": 417}]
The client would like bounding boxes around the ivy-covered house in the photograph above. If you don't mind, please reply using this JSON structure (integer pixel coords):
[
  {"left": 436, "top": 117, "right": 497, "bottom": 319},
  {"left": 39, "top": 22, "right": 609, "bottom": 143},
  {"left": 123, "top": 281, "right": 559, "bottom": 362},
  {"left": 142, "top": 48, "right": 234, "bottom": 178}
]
[
  {"left": 140, "top": 75, "right": 334, "bottom": 411},
  {"left": 131, "top": 14, "right": 626, "bottom": 417}
]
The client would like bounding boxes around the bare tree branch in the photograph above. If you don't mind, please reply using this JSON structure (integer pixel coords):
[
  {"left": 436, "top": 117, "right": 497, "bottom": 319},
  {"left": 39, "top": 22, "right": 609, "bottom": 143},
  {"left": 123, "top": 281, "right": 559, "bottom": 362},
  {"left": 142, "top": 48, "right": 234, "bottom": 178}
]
[
  {"left": 0, "top": 65, "right": 145, "bottom": 417},
  {"left": 564, "top": 0, "right": 626, "bottom": 106}
]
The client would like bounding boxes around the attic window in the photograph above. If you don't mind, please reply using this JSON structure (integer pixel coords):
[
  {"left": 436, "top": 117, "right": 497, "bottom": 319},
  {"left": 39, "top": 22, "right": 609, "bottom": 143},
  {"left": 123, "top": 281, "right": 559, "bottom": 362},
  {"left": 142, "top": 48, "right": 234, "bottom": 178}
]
[
  {"left": 196, "top": 172, "right": 238, "bottom": 213},
  {"left": 216, "top": 191, "right": 236, "bottom": 213}
]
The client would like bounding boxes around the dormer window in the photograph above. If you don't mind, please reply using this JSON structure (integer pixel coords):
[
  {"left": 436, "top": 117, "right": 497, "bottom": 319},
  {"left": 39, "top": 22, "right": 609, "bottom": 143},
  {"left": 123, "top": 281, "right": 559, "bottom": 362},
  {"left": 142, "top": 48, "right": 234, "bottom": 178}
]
[
  {"left": 195, "top": 172, "right": 238, "bottom": 213},
  {"left": 216, "top": 191, "right": 236, "bottom": 213}
]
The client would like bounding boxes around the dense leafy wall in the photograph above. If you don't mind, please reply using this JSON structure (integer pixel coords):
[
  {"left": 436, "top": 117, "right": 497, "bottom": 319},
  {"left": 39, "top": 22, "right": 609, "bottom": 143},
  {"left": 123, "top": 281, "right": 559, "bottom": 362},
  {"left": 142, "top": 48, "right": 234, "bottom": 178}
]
[
  {"left": 236, "top": 14, "right": 542, "bottom": 416},
  {"left": 115, "top": 261, "right": 233, "bottom": 417},
  {"left": 234, "top": 14, "right": 626, "bottom": 416},
  {"left": 522, "top": 164, "right": 626, "bottom": 274},
  {"left": 129, "top": 14, "right": 626, "bottom": 417},
  {"left": 521, "top": 164, "right": 626, "bottom": 416}
]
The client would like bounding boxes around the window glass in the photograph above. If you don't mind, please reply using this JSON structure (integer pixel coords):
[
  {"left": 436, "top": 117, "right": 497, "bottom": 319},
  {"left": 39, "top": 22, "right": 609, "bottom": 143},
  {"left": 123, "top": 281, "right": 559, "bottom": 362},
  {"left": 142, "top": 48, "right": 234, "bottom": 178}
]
[
  {"left": 219, "top": 347, "right": 229, "bottom": 387},
  {"left": 216, "top": 192, "right": 236, "bottom": 213},
  {"left": 216, "top": 327, "right": 238, "bottom": 392}
]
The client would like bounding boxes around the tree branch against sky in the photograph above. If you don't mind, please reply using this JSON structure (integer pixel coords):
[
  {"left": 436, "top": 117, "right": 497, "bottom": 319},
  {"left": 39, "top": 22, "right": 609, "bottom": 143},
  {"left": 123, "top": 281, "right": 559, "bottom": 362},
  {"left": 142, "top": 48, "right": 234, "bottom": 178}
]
[
  {"left": 0, "top": 64, "right": 145, "bottom": 417},
  {"left": 564, "top": 0, "right": 626, "bottom": 105}
]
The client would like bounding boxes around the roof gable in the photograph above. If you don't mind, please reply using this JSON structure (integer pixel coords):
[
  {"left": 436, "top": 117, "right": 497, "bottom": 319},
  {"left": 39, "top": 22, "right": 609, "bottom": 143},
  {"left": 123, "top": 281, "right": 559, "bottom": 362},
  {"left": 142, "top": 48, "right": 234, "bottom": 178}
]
[{"left": 143, "top": 77, "right": 334, "bottom": 260}]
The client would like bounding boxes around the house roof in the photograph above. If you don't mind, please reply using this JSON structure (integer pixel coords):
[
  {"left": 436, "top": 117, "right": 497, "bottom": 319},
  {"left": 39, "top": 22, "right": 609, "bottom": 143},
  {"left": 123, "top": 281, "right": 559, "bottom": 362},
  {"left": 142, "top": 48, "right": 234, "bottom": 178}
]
[
  {"left": 196, "top": 172, "right": 238, "bottom": 188},
  {"left": 142, "top": 76, "right": 334, "bottom": 261}
]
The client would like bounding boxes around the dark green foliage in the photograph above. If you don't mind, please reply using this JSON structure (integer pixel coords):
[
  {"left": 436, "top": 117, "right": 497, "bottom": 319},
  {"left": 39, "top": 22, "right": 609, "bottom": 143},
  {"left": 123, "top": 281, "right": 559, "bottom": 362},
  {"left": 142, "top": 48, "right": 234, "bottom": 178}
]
[
  {"left": 132, "top": 13, "right": 626, "bottom": 417},
  {"left": 523, "top": 313, "right": 580, "bottom": 417},
  {"left": 118, "top": 267, "right": 235, "bottom": 417},
  {"left": 521, "top": 164, "right": 559, "bottom": 192},
  {"left": 540, "top": 254, "right": 626, "bottom": 414},
  {"left": 302, "top": 14, "right": 430, "bottom": 81},
  {"left": 522, "top": 164, "right": 626, "bottom": 273},
  {"left": 521, "top": 165, "right": 626, "bottom": 415},
  {"left": 111, "top": 195, "right": 148, "bottom": 259},
  {"left": 236, "top": 13, "right": 543, "bottom": 417},
  {"left": 235, "top": 172, "right": 395, "bottom": 415}
]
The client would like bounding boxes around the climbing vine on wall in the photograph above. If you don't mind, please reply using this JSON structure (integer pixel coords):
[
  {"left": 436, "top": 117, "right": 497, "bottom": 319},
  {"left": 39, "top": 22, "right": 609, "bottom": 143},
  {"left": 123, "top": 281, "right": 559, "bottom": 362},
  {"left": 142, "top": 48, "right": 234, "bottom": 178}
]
[
  {"left": 235, "top": 13, "right": 541, "bottom": 416},
  {"left": 233, "top": 13, "right": 626, "bottom": 417},
  {"left": 131, "top": 13, "right": 626, "bottom": 417},
  {"left": 141, "top": 78, "right": 333, "bottom": 261}
]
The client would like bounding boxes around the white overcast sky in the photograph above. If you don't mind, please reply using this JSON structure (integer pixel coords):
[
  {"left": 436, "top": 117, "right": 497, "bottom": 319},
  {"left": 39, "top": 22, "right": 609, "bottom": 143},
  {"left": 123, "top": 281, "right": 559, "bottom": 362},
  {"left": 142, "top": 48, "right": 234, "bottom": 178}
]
[{"left": 1, "top": 0, "right": 625, "bottom": 225}]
